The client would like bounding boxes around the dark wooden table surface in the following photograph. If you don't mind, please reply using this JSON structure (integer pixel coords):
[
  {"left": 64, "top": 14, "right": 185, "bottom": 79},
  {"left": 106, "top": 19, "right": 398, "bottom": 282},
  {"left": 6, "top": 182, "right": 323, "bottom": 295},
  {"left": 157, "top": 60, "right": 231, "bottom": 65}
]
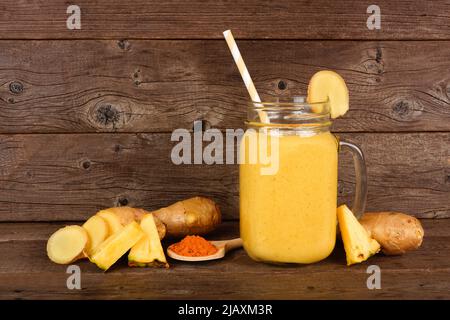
[{"left": 0, "top": 219, "right": 448, "bottom": 299}]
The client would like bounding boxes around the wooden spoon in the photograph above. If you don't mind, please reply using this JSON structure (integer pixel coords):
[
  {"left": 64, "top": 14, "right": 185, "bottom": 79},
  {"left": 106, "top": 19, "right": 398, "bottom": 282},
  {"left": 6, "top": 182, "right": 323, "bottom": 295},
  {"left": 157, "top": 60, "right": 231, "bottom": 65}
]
[{"left": 167, "top": 238, "right": 243, "bottom": 262}]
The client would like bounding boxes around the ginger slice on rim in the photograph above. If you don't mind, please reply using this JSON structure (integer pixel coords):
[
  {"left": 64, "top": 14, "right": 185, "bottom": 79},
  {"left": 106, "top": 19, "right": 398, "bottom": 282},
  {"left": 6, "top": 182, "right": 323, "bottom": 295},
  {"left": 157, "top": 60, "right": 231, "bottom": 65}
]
[{"left": 307, "top": 70, "right": 349, "bottom": 119}]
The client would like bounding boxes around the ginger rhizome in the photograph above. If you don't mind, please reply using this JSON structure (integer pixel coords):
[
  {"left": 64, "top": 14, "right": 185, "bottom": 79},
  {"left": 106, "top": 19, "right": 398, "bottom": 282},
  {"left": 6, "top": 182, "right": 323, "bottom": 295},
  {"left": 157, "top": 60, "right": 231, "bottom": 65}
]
[
  {"left": 151, "top": 197, "right": 221, "bottom": 238},
  {"left": 360, "top": 212, "right": 424, "bottom": 255}
]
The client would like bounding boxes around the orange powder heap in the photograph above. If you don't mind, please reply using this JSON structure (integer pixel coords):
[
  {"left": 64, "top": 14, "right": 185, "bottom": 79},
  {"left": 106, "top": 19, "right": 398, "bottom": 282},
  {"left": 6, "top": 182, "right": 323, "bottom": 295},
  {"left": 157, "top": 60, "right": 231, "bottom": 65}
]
[{"left": 169, "top": 235, "right": 218, "bottom": 257}]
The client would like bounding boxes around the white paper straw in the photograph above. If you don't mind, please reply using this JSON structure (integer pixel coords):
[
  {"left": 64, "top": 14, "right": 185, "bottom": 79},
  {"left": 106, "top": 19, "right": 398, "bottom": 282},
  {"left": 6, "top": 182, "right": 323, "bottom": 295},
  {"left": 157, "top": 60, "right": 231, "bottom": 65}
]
[{"left": 223, "top": 30, "right": 269, "bottom": 123}]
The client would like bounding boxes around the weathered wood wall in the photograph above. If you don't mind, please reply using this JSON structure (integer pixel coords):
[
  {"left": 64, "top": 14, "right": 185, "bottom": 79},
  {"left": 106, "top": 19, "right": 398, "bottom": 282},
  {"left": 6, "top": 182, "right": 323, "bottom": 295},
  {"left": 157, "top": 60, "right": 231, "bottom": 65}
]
[{"left": 0, "top": 0, "right": 448, "bottom": 221}]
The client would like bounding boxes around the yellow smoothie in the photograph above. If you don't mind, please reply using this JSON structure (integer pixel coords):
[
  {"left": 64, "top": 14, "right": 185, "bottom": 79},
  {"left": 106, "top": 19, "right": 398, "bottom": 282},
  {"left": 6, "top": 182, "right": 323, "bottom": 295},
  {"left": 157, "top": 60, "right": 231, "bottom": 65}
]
[{"left": 240, "top": 129, "right": 338, "bottom": 264}]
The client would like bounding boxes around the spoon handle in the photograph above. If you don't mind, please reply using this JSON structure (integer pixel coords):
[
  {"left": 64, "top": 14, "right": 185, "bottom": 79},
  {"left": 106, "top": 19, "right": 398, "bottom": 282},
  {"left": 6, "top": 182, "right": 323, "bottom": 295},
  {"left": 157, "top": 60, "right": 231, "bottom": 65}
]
[{"left": 224, "top": 238, "right": 243, "bottom": 252}]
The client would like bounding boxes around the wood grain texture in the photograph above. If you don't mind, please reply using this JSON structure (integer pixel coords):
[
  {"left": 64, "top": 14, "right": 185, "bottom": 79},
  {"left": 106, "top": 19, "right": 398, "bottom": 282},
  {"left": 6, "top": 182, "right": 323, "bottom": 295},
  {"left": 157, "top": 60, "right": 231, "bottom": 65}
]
[
  {"left": 0, "top": 40, "right": 449, "bottom": 133},
  {"left": 0, "top": 219, "right": 448, "bottom": 299},
  {"left": 0, "top": 1, "right": 449, "bottom": 40},
  {"left": 0, "top": 132, "right": 447, "bottom": 221}
]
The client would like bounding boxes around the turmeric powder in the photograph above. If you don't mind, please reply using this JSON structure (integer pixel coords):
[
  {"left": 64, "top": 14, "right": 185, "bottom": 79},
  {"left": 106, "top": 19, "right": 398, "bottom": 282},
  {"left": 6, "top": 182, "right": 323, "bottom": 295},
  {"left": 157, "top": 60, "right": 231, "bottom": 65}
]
[{"left": 169, "top": 235, "right": 218, "bottom": 257}]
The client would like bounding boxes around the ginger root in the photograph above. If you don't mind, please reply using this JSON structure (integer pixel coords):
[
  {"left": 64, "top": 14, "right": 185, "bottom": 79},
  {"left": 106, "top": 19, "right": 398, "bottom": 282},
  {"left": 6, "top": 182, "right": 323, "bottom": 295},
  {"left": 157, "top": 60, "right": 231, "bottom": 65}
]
[
  {"left": 96, "top": 209, "right": 124, "bottom": 234},
  {"left": 337, "top": 205, "right": 380, "bottom": 266},
  {"left": 151, "top": 196, "right": 221, "bottom": 238},
  {"left": 96, "top": 207, "right": 166, "bottom": 239},
  {"left": 360, "top": 212, "right": 424, "bottom": 255},
  {"left": 47, "top": 226, "right": 89, "bottom": 264}
]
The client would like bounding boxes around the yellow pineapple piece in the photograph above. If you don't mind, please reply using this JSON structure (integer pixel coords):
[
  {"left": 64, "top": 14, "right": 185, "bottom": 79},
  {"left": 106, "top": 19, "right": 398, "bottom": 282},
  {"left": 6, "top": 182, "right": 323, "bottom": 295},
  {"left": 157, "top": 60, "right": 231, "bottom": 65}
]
[
  {"left": 90, "top": 221, "right": 144, "bottom": 271},
  {"left": 337, "top": 205, "right": 380, "bottom": 266},
  {"left": 129, "top": 214, "right": 169, "bottom": 268},
  {"left": 307, "top": 70, "right": 349, "bottom": 118}
]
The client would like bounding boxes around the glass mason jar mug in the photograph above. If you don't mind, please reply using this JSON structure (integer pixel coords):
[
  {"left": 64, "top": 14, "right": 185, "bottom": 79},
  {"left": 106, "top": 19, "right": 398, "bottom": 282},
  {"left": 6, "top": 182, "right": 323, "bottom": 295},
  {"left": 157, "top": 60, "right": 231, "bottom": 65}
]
[{"left": 239, "top": 97, "right": 367, "bottom": 264}]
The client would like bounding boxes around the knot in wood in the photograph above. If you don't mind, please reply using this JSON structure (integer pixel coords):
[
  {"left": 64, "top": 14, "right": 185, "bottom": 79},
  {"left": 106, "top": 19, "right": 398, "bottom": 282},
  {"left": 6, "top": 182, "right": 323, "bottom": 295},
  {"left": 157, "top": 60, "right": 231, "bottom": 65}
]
[
  {"left": 9, "top": 81, "right": 24, "bottom": 94},
  {"left": 96, "top": 104, "right": 121, "bottom": 127},
  {"left": 392, "top": 101, "right": 412, "bottom": 120},
  {"left": 278, "top": 80, "right": 287, "bottom": 90},
  {"left": 118, "top": 197, "right": 129, "bottom": 206},
  {"left": 118, "top": 39, "right": 131, "bottom": 51},
  {"left": 82, "top": 160, "right": 91, "bottom": 169}
]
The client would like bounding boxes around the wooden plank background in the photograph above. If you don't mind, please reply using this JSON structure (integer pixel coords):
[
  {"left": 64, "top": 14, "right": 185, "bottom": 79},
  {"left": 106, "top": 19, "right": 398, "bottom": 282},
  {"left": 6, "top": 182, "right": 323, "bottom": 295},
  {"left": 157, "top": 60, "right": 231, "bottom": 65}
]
[
  {"left": 0, "top": 0, "right": 449, "bottom": 39},
  {"left": 0, "top": 0, "right": 448, "bottom": 222},
  {"left": 0, "top": 133, "right": 448, "bottom": 221},
  {"left": 0, "top": 40, "right": 449, "bottom": 133}
]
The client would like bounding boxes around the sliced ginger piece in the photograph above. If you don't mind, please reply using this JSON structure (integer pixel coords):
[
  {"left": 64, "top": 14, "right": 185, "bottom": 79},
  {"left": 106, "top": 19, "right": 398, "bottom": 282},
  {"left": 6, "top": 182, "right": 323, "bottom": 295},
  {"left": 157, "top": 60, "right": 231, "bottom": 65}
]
[
  {"left": 96, "top": 209, "right": 124, "bottom": 234},
  {"left": 103, "top": 207, "right": 140, "bottom": 225},
  {"left": 128, "top": 214, "right": 169, "bottom": 268},
  {"left": 96, "top": 206, "right": 166, "bottom": 239},
  {"left": 82, "top": 215, "right": 109, "bottom": 255},
  {"left": 337, "top": 205, "right": 380, "bottom": 266},
  {"left": 307, "top": 70, "right": 349, "bottom": 119},
  {"left": 90, "top": 221, "right": 144, "bottom": 271},
  {"left": 47, "top": 225, "right": 89, "bottom": 264}
]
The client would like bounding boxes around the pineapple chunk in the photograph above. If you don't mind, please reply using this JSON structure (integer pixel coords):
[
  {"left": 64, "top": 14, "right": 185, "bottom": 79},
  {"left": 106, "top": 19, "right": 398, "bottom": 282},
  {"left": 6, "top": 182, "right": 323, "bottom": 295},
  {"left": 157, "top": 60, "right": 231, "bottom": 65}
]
[
  {"left": 90, "top": 221, "right": 144, "bottom": 271},
  {"left": 337, "top": 205, "right": 380, "bottom": 266},
  {"left": 307, "top": 70, "right": 349, "bottom": 118},
  {"left": 128, "top": 214, "right": 169, "bottom": 268},
  {"left": 96, "top": 209, "right": 124, "bottom": 234}
]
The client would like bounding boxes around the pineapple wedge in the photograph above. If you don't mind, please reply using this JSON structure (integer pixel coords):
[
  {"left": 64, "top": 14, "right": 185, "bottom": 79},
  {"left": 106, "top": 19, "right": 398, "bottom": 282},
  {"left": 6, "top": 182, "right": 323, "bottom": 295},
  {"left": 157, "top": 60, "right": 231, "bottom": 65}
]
[
  {"left": 128, "top": 214, "right": 169, "bottom": 268},
  {"left": 307, "top": 70, "right": 349, "bottom": 118},
  {"left": 90, "top": 221, "right": 144, "bottom": 271},
  {"left": 337, "top": 205, "right": 380, "bottom": 266}
]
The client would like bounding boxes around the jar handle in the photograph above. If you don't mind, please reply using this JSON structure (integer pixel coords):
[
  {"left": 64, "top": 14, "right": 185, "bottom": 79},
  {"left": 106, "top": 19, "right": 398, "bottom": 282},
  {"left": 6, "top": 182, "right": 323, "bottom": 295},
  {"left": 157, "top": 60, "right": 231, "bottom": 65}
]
[{"left": 339, "top": 141, "right": 368, "bottom": 218}]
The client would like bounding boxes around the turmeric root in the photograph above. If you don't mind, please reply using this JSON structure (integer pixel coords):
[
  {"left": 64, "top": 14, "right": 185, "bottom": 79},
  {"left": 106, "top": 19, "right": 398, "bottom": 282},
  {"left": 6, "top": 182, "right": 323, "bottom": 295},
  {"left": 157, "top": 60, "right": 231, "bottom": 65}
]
[
  {"left": 128, "top": 214, "right": 169, "bottom": 268},
  {"left": 47, "top": 226, "right": 89, "bottom": 264},
  {"left": 151, "top": 196, "right": 221, "bottom": 238},
  {"left": 337, "top": 205, "right": 380, "bottom": 266},
  {"left": 360, "top": 212, "right": 424, "bottom": 255}
]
